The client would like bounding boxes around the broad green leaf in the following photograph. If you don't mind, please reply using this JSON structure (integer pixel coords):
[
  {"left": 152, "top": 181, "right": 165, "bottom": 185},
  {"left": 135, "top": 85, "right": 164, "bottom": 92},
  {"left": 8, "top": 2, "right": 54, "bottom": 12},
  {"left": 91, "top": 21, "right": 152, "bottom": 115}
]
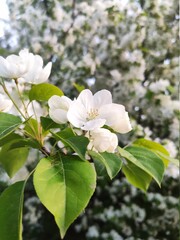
[
  {"left": 29, "top": 83, "right": 64, "bottom": 101},
  {"left": 33, "top": 155, "right": 96, "bottom": 238},
  {"left": 52, "top": 130, "right": 89, "bottom": 160},
  {"left": 0, "top": 133, "right": 22, "bottom": 147},
  {"left": 0, "top": 181, "right": 25, "bottom": 240},
  {"left": 40, "top": 116, "right": 61, "bottom": 131},
  {"left": 133, "top": 138, "right": 169, "bottom": 155},
  {"left": 156, "top": 152, "right": 179, "bottom": 167},
  {"left": 133, "top": 138, "right": 169, "bottom": 167},
  {"left": 0, "top": 144, "right": 29, "bottom": 178},
  {"left": 65, "top": 136, "right": 89, "bottom": 160},
  {"left": 122, "top": 162, "right": 152, "bottom": 192},
  {"left": 93, "top": 157, "right": 109, "bottom": 178},
  {"left": 0, "top": 132, "right": 40, "bottom": 149},
  {"left": 0, "top": 112, "right": 22, "bottom": 139},
  {"left": 8, "top": 138, "right": 40, "bottom": 149},
  {"left": 118, "top": 146, "right": 165, "bottom": 186},
  {"left": 52, "top": 128, "right": 75, "bottom": 140},
  {"left": 89, "top": 151, "right": 122, "bottom": 179}
]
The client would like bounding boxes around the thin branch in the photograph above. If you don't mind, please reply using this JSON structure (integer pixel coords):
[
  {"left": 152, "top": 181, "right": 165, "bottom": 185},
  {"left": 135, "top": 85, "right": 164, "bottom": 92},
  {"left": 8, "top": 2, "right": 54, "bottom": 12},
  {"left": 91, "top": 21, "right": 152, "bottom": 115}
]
[{"left": 40, "top": 146, "right": 51, "bottom": 157}]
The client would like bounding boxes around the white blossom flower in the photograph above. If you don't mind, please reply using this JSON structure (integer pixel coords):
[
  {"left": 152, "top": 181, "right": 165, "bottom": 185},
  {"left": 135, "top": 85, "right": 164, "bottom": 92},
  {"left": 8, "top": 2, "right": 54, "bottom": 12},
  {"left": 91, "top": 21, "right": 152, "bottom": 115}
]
[
  {"left": 165, "top": 163, "right": 179, "bottom": 179},
  {"left": 0, "top": 49, "right": 52, "bottom": 84},
  {"left": 67, "top": 89, "right": 132, "bottom": 133},
  {"left": 164, "top": 140, "right": 177, "bottom": 158},
  {"left": 87, "top": 128, "right": 118, "bottom": 153},
  {"left": 0, "top": 93, "right": 13, "bottom": 112},
  {"left": 0, "top": 49, "right": 30, "bottom": 79},
  {"left": 20, "top": 54, "right": 52, "bottom": 84},
  {"left": 110, "top": 69, "right": 122, "bottom": 82},
  {"left": 149, "top": 79, "right": 170, "bottom": 93},
  {"left": 48, "top": 95, "right": 72, "bottom": 124}
]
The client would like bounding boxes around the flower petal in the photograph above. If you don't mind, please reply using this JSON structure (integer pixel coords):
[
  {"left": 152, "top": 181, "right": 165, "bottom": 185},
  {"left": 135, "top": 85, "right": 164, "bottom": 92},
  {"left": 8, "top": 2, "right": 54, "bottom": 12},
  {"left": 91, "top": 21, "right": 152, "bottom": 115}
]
[
  {"left": 67, "top": 101, "right": 87, "bottom": 128},
  {"left": 93, "top": 89, "right": 112, "bottom": 108},
  {"left": 48, "top": 96, "right": 72, "bottom": 111},
  {"left": 88, "top": 128, "right": 118, "bottom": 153},
  {"left": 37, "top": 62, "right": 52, "bottom": 84},
  {"left": 49, "top": 109, "right": 68, "bottom": 124},
  {"left": 81, "top": 118, "right": 106, "bottom": 131},
  {"left": 48, "top": 95, "right": 62, "bottom": 110},
  {"left": 76, "top": 89, "right": 93, "bottom": 111},
  {"left": 0, "top": 57, "right": 9, "bottom": 78},
  {"left": 99, "top": 103, "right": 132, "bottom": 133}
]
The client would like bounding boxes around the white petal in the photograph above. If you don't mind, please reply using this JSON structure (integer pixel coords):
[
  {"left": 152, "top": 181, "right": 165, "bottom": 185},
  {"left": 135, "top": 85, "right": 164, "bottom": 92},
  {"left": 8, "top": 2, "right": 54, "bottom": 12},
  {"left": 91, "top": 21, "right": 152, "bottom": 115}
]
[
  {"left": 26, "top": 55, "right": 43, "bottom": 83},
  {"left": 6, "top": 55, "right": 26, "bottom": 77},
  {"left": 22, "top": 54, "right": 46, "bottom": 84},
  {"left": 67, "top": 101, "right": 87, "bottom": 128},
  {"left": 37, "top": 62, "right": 52, "bottom": 84},
  {"left": 49, "top": 109, "right": 68, "bottom": 124},
  {"left": 99, "top": 103, "right": 132, "bottom": 133},
  {"left": 81, "top": 118, "right": 106, "bottom": 131},
  {"left": 0, "top": 57, "right": 9, "bottom": 78},
  {"left": 34, "top": 55, "right": 43, "bottom": 68},
  {"left": 6, "top": 54, "right": 20, "bottom": 64},
  {"left": 93, "top": 89, "right": 112, "bottom": 108},
  {"left": 59, "top": 96, "right": 72, "bottom": 109},
  {"left": 89, "top": 128, "right": 118, "bottom": 153},
  {"left": 19, "top": 49, "right": 29, "bottom": 57},
  {"left": 76, "top": 89, "right": 94, "bottom": 111},
  {"left": 48, "top": 95, "right": 62, "bottom": 110},
  {"left": 48, "top": 95, "right": 72, "bottom": 110}
]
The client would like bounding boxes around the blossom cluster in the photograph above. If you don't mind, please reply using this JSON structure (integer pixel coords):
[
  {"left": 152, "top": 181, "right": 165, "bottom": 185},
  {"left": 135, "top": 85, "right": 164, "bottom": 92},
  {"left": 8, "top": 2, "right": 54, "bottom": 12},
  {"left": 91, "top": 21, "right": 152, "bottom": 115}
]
[
  {"left": 0, "top": 49, "right": 52, "bottom": 117},
  {"left": 0, "top": 49, "right": 52, "bottom": 83},
  {"left": 0, "top": 49, "right": 132, "bottom": 154},
  {"left": 48, "top": 89, "right": 132, "bottom": 153}
]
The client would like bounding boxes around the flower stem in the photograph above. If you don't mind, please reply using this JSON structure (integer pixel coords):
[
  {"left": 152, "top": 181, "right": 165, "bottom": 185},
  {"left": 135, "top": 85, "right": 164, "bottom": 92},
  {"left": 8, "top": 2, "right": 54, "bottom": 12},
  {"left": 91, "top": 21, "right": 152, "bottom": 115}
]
[
  {"left": 0, "top": 79, "right": 27, "bottom": 119},
  {"left": 14, "top": 79, "right": 29, "bottom": 118}
]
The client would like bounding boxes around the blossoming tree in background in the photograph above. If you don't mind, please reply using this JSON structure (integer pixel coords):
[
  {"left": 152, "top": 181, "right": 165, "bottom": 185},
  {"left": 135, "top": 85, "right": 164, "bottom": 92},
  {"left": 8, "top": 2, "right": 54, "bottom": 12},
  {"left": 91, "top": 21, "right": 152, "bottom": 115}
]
[
  {"left": 1, "top": 0, "right": 178, "bottom": 159},
  {"left": 0, "top": 0, "right": 179, "bottom": 239},
  {"left": 0, "top": 49, "right": 178, "bottom": 239}
]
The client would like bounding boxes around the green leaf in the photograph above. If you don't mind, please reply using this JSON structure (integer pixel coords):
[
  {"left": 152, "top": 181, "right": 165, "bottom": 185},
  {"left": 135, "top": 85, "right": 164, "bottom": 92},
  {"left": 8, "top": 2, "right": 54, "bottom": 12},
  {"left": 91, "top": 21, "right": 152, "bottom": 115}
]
[
  {"left": 156, "top": 152, "right": 179, "bottom": 167},
  {"left": 0, "top": 181, "right": 25, "bottom": 240},
  {"left": 52, "top": 130, "right": 89, "bottom": 161},
  {"left": 73, "top": 83, "right": 85, "bottom": 92},
  {"left": 29, "top": 83, "right": 64, "bottom": 101},
  {"left": 93, "top": 157, "right": 109, "bottom": 178},
  {"left": 52, "top": 128, "right": 75, "bottom": 140},
  {"left": 0, "top": 133, "right": 22, "bottom": 147},
  {"left": 0, "top": 144, "right": 29, "bottom": 178},
  {"left": 0, "top": 112, "right": 22, "bottom": 140},
  {"left": 133, "top": 138, "right": 169, "bottom": 167},
  {"left": 0, "top": 132, "right": 40, "bottom": 149},
  {"left": 122, "top": 162, "right": 152, "bottom": 192},
  {"left": 40, "top": 116, "right": 61, "bottom": 131},
  {"left": 118, "top": 146, "right": 165, "bottom": 186},
  {"left": 24, "top": 118, "right": 48, "bottom": 141},
  {"left": 24, "top": 118, "right": 39, "bottom": 138},
  {"left": 33, "top": 155, "right": 96, "bottom": 238},
  {"left": 89, "top": 151, "right": 122, "bottom": 179},
  {"left": 8, "top": 138, "right": 40, "bottom": 149}
]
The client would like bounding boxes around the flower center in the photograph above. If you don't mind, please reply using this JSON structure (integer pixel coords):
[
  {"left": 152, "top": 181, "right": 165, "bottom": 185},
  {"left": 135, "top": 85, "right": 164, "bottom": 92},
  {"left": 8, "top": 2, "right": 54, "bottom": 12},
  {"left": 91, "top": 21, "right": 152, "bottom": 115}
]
[{"left": 87, "top": 108, "right": 99, "bottom": 120}]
